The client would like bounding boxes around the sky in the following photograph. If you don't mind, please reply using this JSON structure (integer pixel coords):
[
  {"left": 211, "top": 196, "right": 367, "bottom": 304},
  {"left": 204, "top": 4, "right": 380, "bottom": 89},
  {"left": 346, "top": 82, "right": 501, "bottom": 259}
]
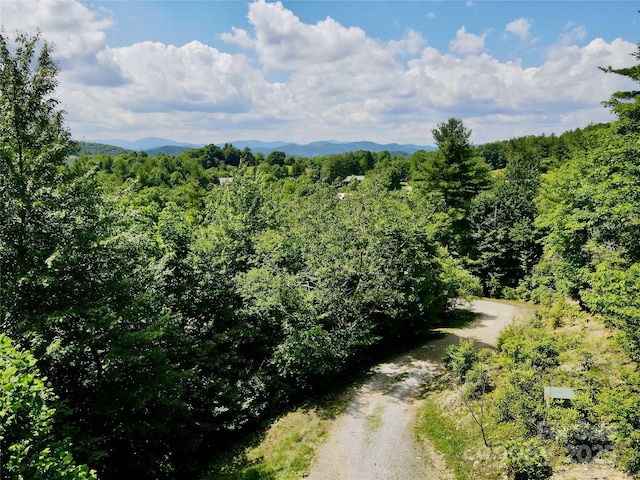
[{"left": 1, "top": 0, "right": 638, "bottom": 145}]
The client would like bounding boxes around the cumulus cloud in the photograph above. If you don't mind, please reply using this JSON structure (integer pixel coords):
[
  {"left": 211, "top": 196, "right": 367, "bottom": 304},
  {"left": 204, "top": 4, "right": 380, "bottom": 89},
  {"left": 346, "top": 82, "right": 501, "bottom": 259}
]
[
  {"left": 505, "top": 18, "right": 532, "bottom": 40},
  {"left": 239, "top": 0, "right": 383, "bottom": 71},
  {"left": 1, "top": 0, "right": 127, "bottom": 85},
  {"left": 220, "top": 26, "right": 255, "bottom": 49},
  {"left": 66, "top": 40, "right": 271, "bottom": 129},
  {"left": 409, "top": 37, "right": 633, "bottom": 115},
  {"left": 449, "top": 26, "right": 486, "bottom": 55},
  {"left": 0, "top": 0, "right": 636, "bottom": 144},
  {"left": 1, "top": 0, "right": 111, "bottom": 59}
]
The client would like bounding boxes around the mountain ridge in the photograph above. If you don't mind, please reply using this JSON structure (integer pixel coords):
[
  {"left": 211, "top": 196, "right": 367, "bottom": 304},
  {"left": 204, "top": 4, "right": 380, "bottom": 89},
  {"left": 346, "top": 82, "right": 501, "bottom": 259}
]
[
  {"left": 80, "top": 138, "right": 435, "bottom": 157},
  {"left": 84, "top": 137, "right": 204, "bottom": 151}
]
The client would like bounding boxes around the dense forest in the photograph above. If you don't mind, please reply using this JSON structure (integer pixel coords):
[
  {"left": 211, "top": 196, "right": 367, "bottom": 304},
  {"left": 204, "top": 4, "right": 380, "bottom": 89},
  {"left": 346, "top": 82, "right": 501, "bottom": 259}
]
[{"left": 0, "top": 29, "right": 639, "bottom": 480}]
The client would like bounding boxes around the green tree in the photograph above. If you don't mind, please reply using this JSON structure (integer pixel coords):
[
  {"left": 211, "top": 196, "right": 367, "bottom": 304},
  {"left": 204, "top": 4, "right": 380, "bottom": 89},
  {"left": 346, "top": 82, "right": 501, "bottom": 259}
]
[
  {"left": 600, "top": 39, "right": 640, "bottom": 134},
  {"left": 180, "top": 143, "right": 224, "bottom": 169},
  {"left": 426, "top": 118, "right": 490, "bottom": 210},
  {"left": 291, "top": 157, "right": 309, "bottom": 176},
  {"left": 267, "top": 150, "right": 286, "bottom": 166},
  {"left": 532, "top": 34, "right": 640, "bottom": 363},
  {"left": 241, "top": 146, "right": 256, "bottom": 166},
  {"left": 358, "top": 149, "right": 376, "bottom": 172},
  {"left": 222, "top": 142, "right": 242, "bottom": 166},
  {"left": 418, "top": 118, "right": 490, "bottom": 254},
  {"left": 477, "top": 142, "right": 507, "bottom": 169},
  {"left": 320, "top": 152, "right": 361, "bottom": 183},
  {"left": 372, "top": 157, "right": 409, "bottom": 190},
  {"left": 0, "top": 334, "right": 97, "bottom": 479},
  {"left": 469, "top": 154, "right": 542, "bottom": 296},
  {"left": 0, "top": 31, "right": 196, "bottom": 480},
  {"left": 0, "top": 30, "right": 74, "bottom": 304}
]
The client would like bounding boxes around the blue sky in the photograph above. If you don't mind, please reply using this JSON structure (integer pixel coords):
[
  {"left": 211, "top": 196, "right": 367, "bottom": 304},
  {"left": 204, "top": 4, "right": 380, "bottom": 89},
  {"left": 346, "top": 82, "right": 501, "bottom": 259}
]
[
  {"left": 96, "top": 1, "right": 637, "bottom": 66},
  {"left": 2, "top": 1, "right": 638, "bottom": 145}
]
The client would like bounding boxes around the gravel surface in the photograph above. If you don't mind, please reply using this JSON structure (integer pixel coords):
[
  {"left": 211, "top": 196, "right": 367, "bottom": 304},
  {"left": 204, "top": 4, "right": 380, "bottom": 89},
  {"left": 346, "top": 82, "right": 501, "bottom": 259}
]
[{"left": 306, "top": 299, "right": 520, "bottom": 480}]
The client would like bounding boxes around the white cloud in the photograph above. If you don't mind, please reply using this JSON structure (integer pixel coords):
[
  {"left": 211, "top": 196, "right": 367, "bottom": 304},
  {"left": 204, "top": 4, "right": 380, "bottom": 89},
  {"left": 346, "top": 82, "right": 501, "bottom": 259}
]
[
  {"left": 1, "top": 0, "right": 126, "bottom": 86},
  {"left": 220, "top": 27, "right": 255, "bottom": 49},
  {"left": 61, "top": 39, "right": 279, "bottom": 139},
  {"left": 241, "top": 0, "right": 384, "bottom": 72},
  {"left": 1, "top": 0, "right": 636, "bottom": 144},
  {"left": 408, "top": 37, "right": 634, "bottom": 115},
  {"left": 505, "top": 18, "right": 532, "bottom": 40},
  {"left": 101, "top": 42, "right": 258, "bottom": 112},
  {"left": 559, "top": 23, "right": 588, "bottom": 45},
  {"left": 449, "top": 26, "right": 486, "bottom": 55},
  {"left": 1, "top": 0, "right": 111, "bottom": 60}
]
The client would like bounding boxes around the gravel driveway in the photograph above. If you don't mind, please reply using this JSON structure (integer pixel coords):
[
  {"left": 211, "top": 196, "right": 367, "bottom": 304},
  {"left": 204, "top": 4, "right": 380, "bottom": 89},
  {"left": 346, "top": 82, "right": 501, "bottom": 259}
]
[{"left": 306, "top": 299, "right": 520, "bottom": 480}]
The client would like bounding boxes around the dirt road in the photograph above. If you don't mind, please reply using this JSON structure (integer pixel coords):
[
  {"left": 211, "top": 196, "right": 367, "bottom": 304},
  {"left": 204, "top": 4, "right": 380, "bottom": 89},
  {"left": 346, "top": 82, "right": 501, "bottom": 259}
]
[{"left": 306, "top": 299, "right": 520, "bottom": 480}]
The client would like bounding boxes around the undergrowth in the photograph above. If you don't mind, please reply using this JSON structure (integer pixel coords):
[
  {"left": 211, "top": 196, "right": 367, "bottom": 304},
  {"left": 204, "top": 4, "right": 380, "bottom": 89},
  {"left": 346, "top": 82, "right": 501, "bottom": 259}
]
[{"left": 416, "top": 298, "right": 637, "bottom": 480}]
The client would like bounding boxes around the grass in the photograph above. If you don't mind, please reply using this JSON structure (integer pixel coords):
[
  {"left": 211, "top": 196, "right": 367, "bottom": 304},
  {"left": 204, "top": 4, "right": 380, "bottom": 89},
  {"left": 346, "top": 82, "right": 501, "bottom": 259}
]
[
  {"left": 207, "top": 394, "right": 349, "bottom": 480},
  {"left": 416, "top": 391, "right": 502, "bottom": 480},
  {"left": 365, "top": 404, "right": 384, "bottom": 435},
  {"left": 207, "top": 408, "right": 328, "bottom": 480},
  {"left": 248, "top": 409, "right": 327, "bottom": 479}
]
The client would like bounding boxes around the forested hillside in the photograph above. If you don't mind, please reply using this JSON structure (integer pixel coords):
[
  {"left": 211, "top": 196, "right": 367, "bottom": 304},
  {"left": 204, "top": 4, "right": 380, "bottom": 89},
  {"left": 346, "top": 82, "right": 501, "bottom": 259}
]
[
  {"left": 73, "top": 142, "right": 131, "bottom": 157},
  {"left": 1, "top": 28, "right": 639, "bottom": 480}
]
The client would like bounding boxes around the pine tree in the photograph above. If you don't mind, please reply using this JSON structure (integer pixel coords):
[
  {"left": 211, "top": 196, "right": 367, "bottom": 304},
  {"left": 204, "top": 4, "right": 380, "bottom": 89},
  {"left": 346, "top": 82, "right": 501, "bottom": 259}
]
[{"left": 600, "top": 38, "right": 640, "bottom": 133}]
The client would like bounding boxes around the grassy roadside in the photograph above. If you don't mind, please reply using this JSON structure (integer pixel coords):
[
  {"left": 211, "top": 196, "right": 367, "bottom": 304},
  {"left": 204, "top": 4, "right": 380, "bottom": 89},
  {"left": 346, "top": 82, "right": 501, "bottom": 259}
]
[
  {"left": 416, "top": 390, "right": 503, "bottom": 480},
  {"left": 414, "top": 298, "right": 635, "bottom": 480},
  {"left": 213, "top": 408, "right": 328, "bottom": 480},
  {"left": 414, "top": 299, "right": 535, "bottom": 480},
  {"left": 207, "top": 395, "right": 348, "bottom": 480}
]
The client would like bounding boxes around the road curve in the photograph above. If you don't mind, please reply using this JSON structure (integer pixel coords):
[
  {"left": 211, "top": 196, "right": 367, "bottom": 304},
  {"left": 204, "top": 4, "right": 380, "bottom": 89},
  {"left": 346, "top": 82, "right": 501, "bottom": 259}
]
[{"left": 305, "top": 299, "right": 520, "bottom": 480}]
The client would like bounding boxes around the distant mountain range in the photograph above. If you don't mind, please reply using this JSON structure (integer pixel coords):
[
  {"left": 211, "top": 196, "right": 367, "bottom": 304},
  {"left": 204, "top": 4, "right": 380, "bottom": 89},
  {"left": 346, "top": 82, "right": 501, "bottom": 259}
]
[
  {"left": 248, "top": 140, "right": 434, "bottom": 157},
  {"left": 80, "top": 137, "right": 435, "bottom": 157},
  {"left": 86, "top": 137, "right": 204, "bottom": 151}
]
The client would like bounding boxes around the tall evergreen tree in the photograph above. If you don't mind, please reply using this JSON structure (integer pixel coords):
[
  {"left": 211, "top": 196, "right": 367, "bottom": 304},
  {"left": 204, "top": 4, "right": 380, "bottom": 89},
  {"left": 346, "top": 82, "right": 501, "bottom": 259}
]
[
  {"left": 426, "top": 118, "right": 490, "bottom": 211},
  {"left": 419, "top": 118, "right": 490, "bottom": 254},
  {"left": 600, "top": 39, "right": 640, "bottom": 133}
]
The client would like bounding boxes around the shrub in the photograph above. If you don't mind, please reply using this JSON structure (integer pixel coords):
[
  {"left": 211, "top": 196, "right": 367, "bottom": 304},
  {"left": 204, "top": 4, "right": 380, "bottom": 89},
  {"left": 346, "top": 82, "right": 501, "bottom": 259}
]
[
  {"left": 498, "top": 330, "right": 559, "bottom": 371},
  {"left": 443, "top": 339, "right": 478, "bottom": 383},
  {"left": 491, "top": 367, "right": 546, "bottom": 435},
  {"left": 0, "top": 334, "right": 97, "bottom": 479},
  {"left": 504, "top": 439, "right": 551, "bottom": 480}
]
